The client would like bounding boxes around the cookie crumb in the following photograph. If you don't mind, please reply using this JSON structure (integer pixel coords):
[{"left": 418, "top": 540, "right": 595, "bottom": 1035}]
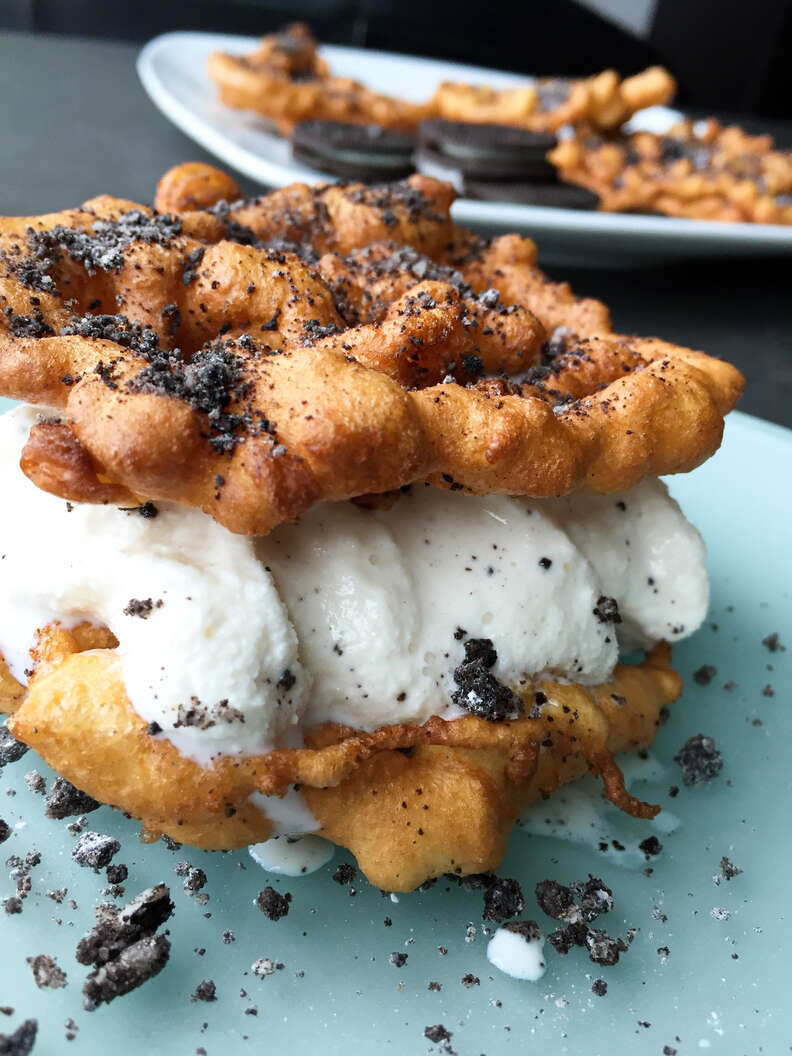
[
  {"left": 638, "top": 836, "right": 663, "bottom": 859},
  {"left": 190, "top": 980, "right": 217, "bottom": 1003},
  {"left": 761, "top": 632, "right": 784, "bottom": 653},
  {"left": 27, "top": 954, "right": 68, "bottom": 989},
  {"left": 255, "top": 886, "right": 291, "bottom": 920},
  {"left": 332, "top": 863, "right": 356, "bottom": 885},
  {"left": 716, "top": 856, "right": 742, "bottom": 883},
  {"left": 0, "top": 728, "right": 29, "bottom": 767},
  {"left": 482, "top": 877, "right": 525, "bottom": 922},
  {"left": 23, "top": 771, "right": 46, "bottom": 795},
  {"left": 72, "top": 832, "right": 120, "bottom": 870},
  {"left": 45, "top": 778, "right": 100, "bottom": 820},
  {"left": 424, "top": 1024, "right": 452, "bottom": 1043},
  {"left": 175, "top": 862, "right": 208, "bottom": 894},
  {"left": 0, "top": 1019, "right": 37, "bottom": 1056},
  {"left": 674, "top": 734, "right": 723, "bottom": 786},
  {"left": 251, "top": 958, "right": 283, "bottom": 978},
  {"left": 693, "top": 665, "right": 717, "bottom": 685}
]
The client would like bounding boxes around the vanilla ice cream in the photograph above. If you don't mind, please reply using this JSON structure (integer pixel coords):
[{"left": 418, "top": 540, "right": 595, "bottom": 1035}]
[{"left": 0, "top": 403, "right": 709, "bottom": 763}]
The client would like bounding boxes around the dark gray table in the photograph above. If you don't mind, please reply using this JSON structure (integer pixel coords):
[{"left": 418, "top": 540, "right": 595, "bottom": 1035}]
[{"left": 1, "top": 30, "right": 789, "bottom": 428}]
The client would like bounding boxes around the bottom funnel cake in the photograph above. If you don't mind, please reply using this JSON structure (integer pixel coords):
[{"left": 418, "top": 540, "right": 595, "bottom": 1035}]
[{"left": 5, "top": 623, "right": 678, "bottom": 891}]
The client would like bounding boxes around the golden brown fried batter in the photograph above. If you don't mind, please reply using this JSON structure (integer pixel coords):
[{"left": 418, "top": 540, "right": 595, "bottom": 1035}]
[
  {"left": 550, "top": 119, "right": 792, "bottom": 224},
  {"left": 207, "top": 23, "right": 675, "bottom": 139},
  {"left": 5, "top": 625, "right": 679, "bottom": 889},
  {"left": 208, "top": 22, "right": 429, "bottom": 134},
  {"left": 429, "top": 67, "right": 675, "bottom": 133},
  {"left": 0, "top": 163, "right": 743, "bottom": 535}
]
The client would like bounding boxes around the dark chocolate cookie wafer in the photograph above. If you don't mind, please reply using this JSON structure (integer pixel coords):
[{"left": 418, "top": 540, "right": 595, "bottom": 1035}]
[
  {"left": 419, "top": 120, "right": 557, "bottom": 180},
  {"left": 291, "top": 120, "right": 416, "bottom": 181},
  {"left": 463, "top": 179, "right": 600, "bottom": 209}
]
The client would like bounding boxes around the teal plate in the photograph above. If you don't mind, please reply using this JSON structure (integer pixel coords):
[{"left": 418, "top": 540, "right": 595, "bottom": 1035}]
[{"left": 0, "top": 399, "right": 790, "bottom": 1056}]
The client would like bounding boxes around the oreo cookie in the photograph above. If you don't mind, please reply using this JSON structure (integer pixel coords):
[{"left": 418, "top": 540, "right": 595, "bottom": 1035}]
[
  {"left": 463, "top": 179, "right": 600, "bottom": 210},
  {"left": 418, "top": 120, "right": 557, "bottom": 181},
  {"left": 291, "top": 120, "right": 415, "bottom": 181}
]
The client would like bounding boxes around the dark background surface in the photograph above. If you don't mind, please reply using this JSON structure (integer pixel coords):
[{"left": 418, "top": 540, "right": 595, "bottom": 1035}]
[
  {"left": 2, "top": 0, "right": 792, "bottom": 117},
  {"left": 0, "top": 30, "right": 790, "bottom": 428}
]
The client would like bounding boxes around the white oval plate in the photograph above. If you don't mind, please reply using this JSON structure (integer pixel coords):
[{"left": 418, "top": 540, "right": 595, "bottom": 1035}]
[{"left": 136, "top": 31, "right": 792, "bottom": 264}]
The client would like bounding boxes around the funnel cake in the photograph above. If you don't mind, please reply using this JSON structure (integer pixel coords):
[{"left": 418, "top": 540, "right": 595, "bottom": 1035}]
[
  {"left": 428, "top": 66, "right": 676, "bottom": 134},
  {"left": 550, "top": 120, "right": 792, "bottom": 224},
  {"left": 207, "top": 23, "right": 675, "bottom": 138},
  {"left": 208, "top": 22, "right": 430, "bottom": 135},
  {"left": 4, "top": 625, "right": 678, "bottom": 891},
  {"left": 0, "top": 168, "right": 742, "bottom": 535},
  {"left": 0, "top": 163, "right": 742, "bottom": 891}
]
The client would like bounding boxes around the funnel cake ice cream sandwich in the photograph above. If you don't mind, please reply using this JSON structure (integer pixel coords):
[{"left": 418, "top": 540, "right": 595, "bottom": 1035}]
[{"left": 0, "top": 163, "right": 742, "bottom": 890}]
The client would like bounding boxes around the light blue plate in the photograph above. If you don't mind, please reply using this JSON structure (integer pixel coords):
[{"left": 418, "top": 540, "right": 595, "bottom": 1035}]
[{"left": 1, "top": 399, "right": 790, "bottom": 1056}]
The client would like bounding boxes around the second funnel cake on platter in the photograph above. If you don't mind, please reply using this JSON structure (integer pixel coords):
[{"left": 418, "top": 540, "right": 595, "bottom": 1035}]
[{"left": 0, "top": 163, "right": 742, "bottom": 890}]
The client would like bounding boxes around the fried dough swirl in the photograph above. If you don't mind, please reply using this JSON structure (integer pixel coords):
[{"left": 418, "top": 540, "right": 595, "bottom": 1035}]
[
  {"left": 0, "top": 164, "right": 743, "bottom": 535},
  {"left": 550, "top": 119, "right": 792, "bottom": 225},
  {"left": 429, "top": 66, "right": 676, "bottom": 133},
  {"left": 208, "top": 22, "right": 430, "bottom": 134},
  {"left": 207, "top": 23, "right": 675, "bottom": 137},
  {"left": 3, "top": 625, "right": 679, "bottom": 890}
]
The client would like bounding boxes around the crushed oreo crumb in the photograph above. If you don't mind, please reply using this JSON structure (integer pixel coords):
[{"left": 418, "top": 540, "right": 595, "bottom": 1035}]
[
  {"left": 585, "top": 929, "right": 628, "bottom": 966},
  {"left": 27, "top": 954, "right": 67, "bottom": 990},
  {"left": 332, "top": 863, "right": 357, "bottom": 885},
  {"left": 639, "top": 836, "right": 663, "bottom": 859},
  {"left": 674, "top": 734, "right": 723, "bottom": 786},
  {"left": 0, "top": 821, "right": 10, "bottom": 844},
  {"left": 76, "top": 884, "right": 174, "bottom": 968},
  {"left": 389, "top": 952, "right": 408, "bottom": 967},
  {"left": 716, "top": 856, "right": 742, "bottom": 883},
  {"left": 276, "top": 669, "right": 296, "bottom": 692},
  {"left": 591, "top": 978, "right": 608, "bottom": 996},
  {"left": 176, "top": 862, "right": 208, "bottom": 894},
  {"left": 535, "top": 877, "right": 613, "bottom": 924},
  {"left": 761, "top": 632, "right": 784, "bottom": 653},
  {"left": 251, "top": 958, "right": 282, "bottom": 979},
  {"left": 173, "top": 696, "right": 245, "bottom": 730},
  {"left": 72, "top": 832, "right": 120, "bottom": 870},
  {"left": 0, "top": 1019, "right": 38, "bottom": 1056},
  {"left": 106, "top": 864, "right": 128, "bottom": 885},
  {"left": 122, "top": 598, "right": 162, "bottom": 619},
  {"left": 256, "top": 886, "right": 291, "bottom": 920},
  {"left": 451, "top": 636, "right": 522, "bottom": 722},
  {"left": 11, "top": 211, "right": 182, "bottom": 297},
  {"left": 482, "top": 878, "right": 525, "bottom": 923},
  {"left": 502, "top": 919, "right": 541, "bottom": 942},
  {"left": 190, "top": 980, "right": 217, "bottom": 1003},
  {"left": 23, "top": 772, "right": 45, "bottom": 795},
  {"left": 593, "top": 596, "right": 622, "bottom": 624},
  {"left": 424, "top": 1024, "right": 452, "bottom": 1044},
  {"left": 128, "top": 338, "right": 254, "bottom": 455},
  {"left": 61, "top": 312, "right": 161, "bottom": 358},
  {"left": 0, "top": 728, "right": 29, "bottom": 767},
  {"left": 119, "top": 502, "right": 159, "bottom": 519},
  {"left": 693, "top": 664, "right": 717, "bottom": 685},
  {"left": 82, "top": 934, "right": 170, "bottom": 1011},
  {"left": 45, "top": 777, "right": 100, "bottom": 820}
]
